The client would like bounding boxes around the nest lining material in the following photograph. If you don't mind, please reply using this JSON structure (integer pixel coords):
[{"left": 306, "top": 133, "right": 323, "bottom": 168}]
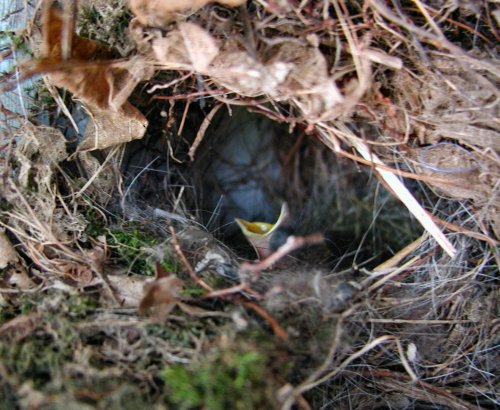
[{"left": 0, "top": 0, "right": 499, "bottom": 409}]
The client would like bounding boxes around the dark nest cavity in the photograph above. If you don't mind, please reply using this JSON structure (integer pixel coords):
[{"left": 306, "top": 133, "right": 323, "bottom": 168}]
[{"left": 121, "top": 103, "right": 423, "bottom": 269}]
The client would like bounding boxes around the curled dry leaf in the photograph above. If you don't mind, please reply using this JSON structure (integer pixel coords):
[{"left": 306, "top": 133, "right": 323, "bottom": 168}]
[
  {"left": 152, "top": 22, "right": 220, "bottom": 71},
  {"left": 130, "top": 0, "right": 246, "bottom": 26},
  {"left": 0, "top": 230, "right": 19, "bottom": 269},
  {"left": 151, "top": 26, "right": 291, "bottom": 96},
  {"left": 107, "top": 274, "right": 147, "bottom": 307},
  {"left": 37, "top": 3, "right": 151, "bottom": 112},
  {"left": 179, "top": 22, "right": 219, "bottom": 72},
  {"left": 140, "top": 263, "right": 184, "bottom": 321},
  {"left": 0, "top": 313, "right": 41, "bottom": 343},
  {"left": 266, "top": 42, "right": 344, "bottom": 118},
  {"left": 150, "top": 22, "right": 356, "bottom": 119},
  {"left": 78, "top": 101, "right": 148, "bottom": 151},
  {"left": 209, "top": 47, "right": 291, "bottom": 97},
  {"left": 24, "top": 2, "right": 152, "bottom": 150}
]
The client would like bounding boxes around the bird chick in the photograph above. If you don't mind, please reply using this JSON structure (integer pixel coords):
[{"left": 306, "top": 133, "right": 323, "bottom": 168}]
[{"left": 235, "top": 203, "right": 292, "bottom": 259}]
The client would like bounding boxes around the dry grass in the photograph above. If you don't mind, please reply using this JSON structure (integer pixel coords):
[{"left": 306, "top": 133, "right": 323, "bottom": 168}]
[{"left": 0, "top": 0, "right": 498, "bottom": 408}]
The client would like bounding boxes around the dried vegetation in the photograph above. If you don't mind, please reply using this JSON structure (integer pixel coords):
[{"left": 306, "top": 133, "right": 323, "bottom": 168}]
[{"left": 0, "top": 0, "right": 498, "bottom": 409}]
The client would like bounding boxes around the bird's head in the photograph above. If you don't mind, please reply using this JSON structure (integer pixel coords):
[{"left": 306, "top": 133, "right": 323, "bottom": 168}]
[{"left": 235, "top": 203, "right": 291, "bottom": 259}]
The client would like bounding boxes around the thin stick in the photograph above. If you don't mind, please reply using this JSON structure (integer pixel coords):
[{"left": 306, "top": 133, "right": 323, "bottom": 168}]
[
  {"left": 241, "top": 300, "right": 288, "bottom": 342},
  {"left": 374, "top": 234, "right": 427, "bottom": 272},
  {"left": 240, "top": 233, "right": 324, "bottom": 276},
  {"left": 168, "top": 226, "right": 213, "bottom": 292},
  {"left": 188, "top": 103, "right": 222, "bottom": 161},
  {"left": 202, "top": 283, "right": 251, "bottom": 299},
  {"left": 298, "top": 335, "right": 396, "bottom": 393}
]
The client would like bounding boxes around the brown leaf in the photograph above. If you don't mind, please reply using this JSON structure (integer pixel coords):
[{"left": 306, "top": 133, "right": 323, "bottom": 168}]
[
  {"left": 53, "top": 259, "right": 94, "bottom": 284},
  {"left": 107, "top": 274, "right": 147, "bottom": 307},
  {"left": 78, "top": 101, "right": 148, "bottom": 151},
  {"left": 0, "top": 230, "right": 19, "bottom": 269},
  {"left": 139, "top": 274, "right": 184, "bottom": 320},
  {"left": 42, "top": 7, "right": 150, "bottom": 111},
  {"left": 47, "top": 5, "right": 107, "bottom": 58},
  {"left": 130, "top": 0, "right": 246, "bottom": 26},
  {"left": 179, "top": 22, "right": 220, "bottom": 72},
  {"left": 0, "top": 313, "right": 41, "bottom": 343},
  {"left": 20, "top": 1, "right": 151, "bottom": 148},
  {"left": 152, "top": 22, "right": 219, "bottom": 72}
]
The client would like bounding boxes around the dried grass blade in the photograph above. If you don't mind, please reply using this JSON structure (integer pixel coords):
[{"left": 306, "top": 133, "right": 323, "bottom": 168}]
[{"left": 350, "top": 138, "right": 457, "bottom": 258}]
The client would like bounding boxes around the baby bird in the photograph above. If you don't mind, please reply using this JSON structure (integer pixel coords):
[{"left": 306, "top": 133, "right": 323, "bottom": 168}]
[{"left": 234, "top": 203, "right": 292, "bottom": 259}]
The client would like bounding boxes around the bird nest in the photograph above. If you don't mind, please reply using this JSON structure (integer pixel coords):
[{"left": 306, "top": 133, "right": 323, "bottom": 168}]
[{"left": 0, "top": 0, "right": 498, "bottom": 408}]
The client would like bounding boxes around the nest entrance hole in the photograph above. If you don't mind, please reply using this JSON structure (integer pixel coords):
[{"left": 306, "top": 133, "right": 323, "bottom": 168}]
[{"left": 123, "top": 104, "right": 422, "bottom": 267}]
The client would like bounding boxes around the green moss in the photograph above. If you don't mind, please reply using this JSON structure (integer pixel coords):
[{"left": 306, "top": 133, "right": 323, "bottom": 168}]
[
  {"left": 160, "top": 257, "right": 179, "bottom": 274},
  {"left": 67, "top": 295, "right": 98, "bottom": 318},
  {"left": 181, "top": 287, "right": 207, "bottom": 297},
  {"left": 145, "top": 318, "right": 211, "bottom": 349},
  {"left": 77, "top": 1, "right": 132, "bottom": 55},
  {"left": 108, "top": 227, "right": 157, "bottom": 275},
  {"left": 0, "top": 31, "right": 31, "bottom": 56},
  {"left": 163, "top": 340, "right": 279, "bottom": 409},
  {"left": 83, "top": 206, "right": 107, "bottom": 237},
  {"left": 0, "top": 324, "right": 77, "bottom": 389},
  {"left": 107, "top": 226, "right": 180, "bottom": 276}
]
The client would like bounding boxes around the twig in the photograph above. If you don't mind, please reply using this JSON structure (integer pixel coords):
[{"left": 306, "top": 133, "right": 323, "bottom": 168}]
[
  {"left": 188, "top": 103, "right": 222, "bottom": 161},
  {"left": 201, "top": 283, "right": 251, "bottom": 299},
  {"left": 241, "top": 300, "right": 288, "bottom": 342},
  {"left": 169, "top": 226, "right": 213, "bottom": 292},
  {"left": 373, "top": 234, "right": 427, "bottom": 272},
  {"left": 240, "top": 233, "right": 324, "bottom": 276}
]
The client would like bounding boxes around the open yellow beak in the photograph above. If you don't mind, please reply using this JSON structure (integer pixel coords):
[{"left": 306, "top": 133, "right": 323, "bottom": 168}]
[{"left": 235, "top": 203, "right": 289, "bottom": 259}]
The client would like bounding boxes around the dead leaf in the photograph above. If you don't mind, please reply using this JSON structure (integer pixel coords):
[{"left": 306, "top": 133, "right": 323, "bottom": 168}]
[
  {"left": 35, "top": 2, "right": 149, "bottom": 112},
  {"left": 0, "top": 313, "right": 41, "bottom": 343},
  {"left": 266, "top": 42, "right": 344, "bottom": 117},
  {"left": 0, "top": 230, "right": 19, "bottom": 269},
  {"left": 107, "top": 274, "right": 147, "bottom": 307},
  {"left": 179, "top": 22, "right": 220, "bottom": 72},
  {"left": 209, "top": 47, "right": 291, "bottom": 96},
  {"left": 152, "top": 23, "right": 220, "bottom": 71},
  {"left": 21, "top": 2, "right": 151, "bottom": 150},
  {"left": 139, "top": 263, "right": 184, "bottom": 320},
  {"left": 130, "top": 0, "right": 246, "bottom": 26},
  {"left": 151, "top": 29, "right": 346, "bottom": 117},
  {"left": 78, "top": 101, "right": 148, "bottom": 151},
  {"left": 155, "top": 28, "right": 281, "bottom": 94}
]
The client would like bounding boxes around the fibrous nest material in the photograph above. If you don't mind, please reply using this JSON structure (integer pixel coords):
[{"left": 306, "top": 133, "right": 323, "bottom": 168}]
[{"left": 0, "top": 0, "right": 499, "bottom": 409}]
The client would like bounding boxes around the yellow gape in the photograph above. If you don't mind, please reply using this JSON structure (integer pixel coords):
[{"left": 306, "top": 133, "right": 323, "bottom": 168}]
[{"left": 235, "top": 203, "right": 290, "bottom": 259}]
